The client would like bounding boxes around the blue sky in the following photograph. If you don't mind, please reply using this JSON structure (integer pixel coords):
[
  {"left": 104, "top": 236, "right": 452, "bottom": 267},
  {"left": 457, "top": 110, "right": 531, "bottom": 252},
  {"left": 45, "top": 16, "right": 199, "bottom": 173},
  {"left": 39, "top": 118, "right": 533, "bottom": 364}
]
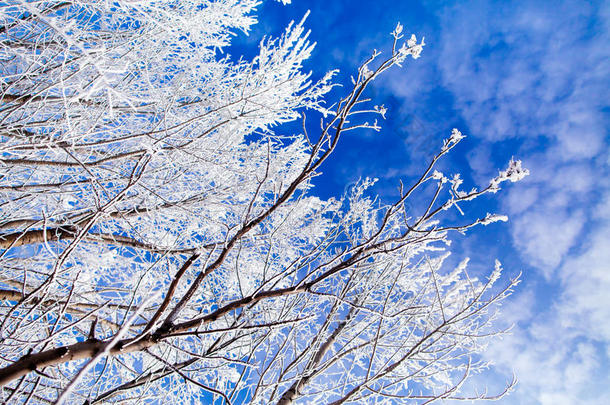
[{"left": 233, "top": 0, "right": 609, "bottom": 403}]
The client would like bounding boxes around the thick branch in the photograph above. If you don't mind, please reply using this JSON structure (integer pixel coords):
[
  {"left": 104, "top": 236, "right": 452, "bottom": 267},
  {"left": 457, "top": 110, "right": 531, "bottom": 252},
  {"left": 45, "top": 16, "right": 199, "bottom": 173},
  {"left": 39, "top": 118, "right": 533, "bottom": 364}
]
[{"left": 0, "top": 336, "right": 154, "bottom": 387}]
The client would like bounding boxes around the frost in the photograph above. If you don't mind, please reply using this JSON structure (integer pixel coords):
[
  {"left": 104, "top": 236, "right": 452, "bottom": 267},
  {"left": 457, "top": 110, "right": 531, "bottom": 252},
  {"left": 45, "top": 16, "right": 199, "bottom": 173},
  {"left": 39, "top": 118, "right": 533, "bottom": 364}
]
[
  {"left": 393, "top": 23, "right": 403, "bottom": 36},
  {"left": 501, "top": 159, "right": 529, "bottom": 182},
  {"left": 443, "top": 128, "right": 466, "bottom": 151},
  {"left": 457, "top": 257, "right": 470, "bottom": 273},
  {"left": 407, "top": 34, "right": 417, "bottom": 48},
  {"left": 410, "top": 36, "right": 425, "bottom": 59},
  {"left": 0, "top": 2, "right": 520, "bottom": 403},
  {"left": 61, "top": 195, "right": 78, "bottom": 210},
  {"left": 480, "top": 213, "right": 509, "bottom": 225},
  {"left": 396, "top": 33, "right": 425, "bottom": 65},
  {"left": 490, "top": 159, "right": 530, "bottom": 192},
  {"left": 449, "top": 128, "right": 465, "bottom": 143},
  {"left": 489, "top": 259, "right": 503, "bottom": 284},
  {"left": 450, "top": 174, "right": 464, "bottom": 192},
  {"left": 432, "top": 170, "right": 447, "bottom": 183},
  {"left": 362, "top": 64, "right": 374, "bottom": 80},
  {"left": 374, "top": 104, "right": 387, "bottom": 119}
]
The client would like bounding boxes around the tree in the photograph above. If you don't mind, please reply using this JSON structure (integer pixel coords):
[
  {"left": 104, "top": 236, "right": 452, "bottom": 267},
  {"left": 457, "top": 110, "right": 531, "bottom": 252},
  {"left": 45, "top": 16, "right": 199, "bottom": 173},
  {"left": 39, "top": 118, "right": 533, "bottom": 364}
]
[{"left": 0, "top": 1, "right": 528, "bottom": 403}]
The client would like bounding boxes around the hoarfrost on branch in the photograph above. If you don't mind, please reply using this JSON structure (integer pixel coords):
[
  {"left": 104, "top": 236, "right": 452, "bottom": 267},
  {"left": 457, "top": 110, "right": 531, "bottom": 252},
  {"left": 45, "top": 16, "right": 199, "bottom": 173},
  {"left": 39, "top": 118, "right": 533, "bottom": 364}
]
[{"left": 0, "top": 1, "right": 525, "bottom": 403}]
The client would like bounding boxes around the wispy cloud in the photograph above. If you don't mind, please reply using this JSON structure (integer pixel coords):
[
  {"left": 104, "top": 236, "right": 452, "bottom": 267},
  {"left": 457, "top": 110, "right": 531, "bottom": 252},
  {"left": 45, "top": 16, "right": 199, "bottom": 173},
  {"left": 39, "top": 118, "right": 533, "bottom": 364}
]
[
  {"left": 487, "top": 216, "right": 610, "bottom": 404},
  {"left": 437, "top": 0, "right": 608, "bottom": 271},
  {"left": 431, "top": 0, "right": 609, "bottom": 402}
]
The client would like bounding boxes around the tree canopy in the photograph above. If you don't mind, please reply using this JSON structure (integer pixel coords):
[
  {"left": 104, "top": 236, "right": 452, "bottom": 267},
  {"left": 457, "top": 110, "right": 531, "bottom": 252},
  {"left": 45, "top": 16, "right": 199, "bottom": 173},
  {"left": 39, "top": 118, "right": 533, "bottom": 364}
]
[{"left": 0, "top": 1, "right": 526, "bottom": 403}]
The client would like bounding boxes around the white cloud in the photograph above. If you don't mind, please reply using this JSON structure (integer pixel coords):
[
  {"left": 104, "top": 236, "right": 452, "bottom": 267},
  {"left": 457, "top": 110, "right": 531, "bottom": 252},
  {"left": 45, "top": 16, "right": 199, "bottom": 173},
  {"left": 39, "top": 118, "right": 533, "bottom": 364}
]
[
  {"left": 430, "top": 2, "right": 610, "bottom": 403},
  {"left": 550, "top": 107, "right": 605, "bottom": 161},
  {"left": 437, "top": 0, "right": 607, "bottom": 145},
  {"left": 485, "top": 219, "right": 610, "bottom": 404},
  {"left": 504, "top": 160, "right": 596, "bottom": 274},
  {"left": 511, "top": 208, "right": 584, "bottom": 276},
  {"left": 594, "top": 192, "right": 610, "bottom": 220},
  {"left": 434, "top": 0, "right": 608, "bottom": 275},
  {"left": 547, "top": 164, "right": 594, "bottom": 193},
  {"left": 558, "top": 223, "right": 610, "bottom": 343},
  {"left": 505, "top": 186, "right": 538, "bottom": 215}
]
